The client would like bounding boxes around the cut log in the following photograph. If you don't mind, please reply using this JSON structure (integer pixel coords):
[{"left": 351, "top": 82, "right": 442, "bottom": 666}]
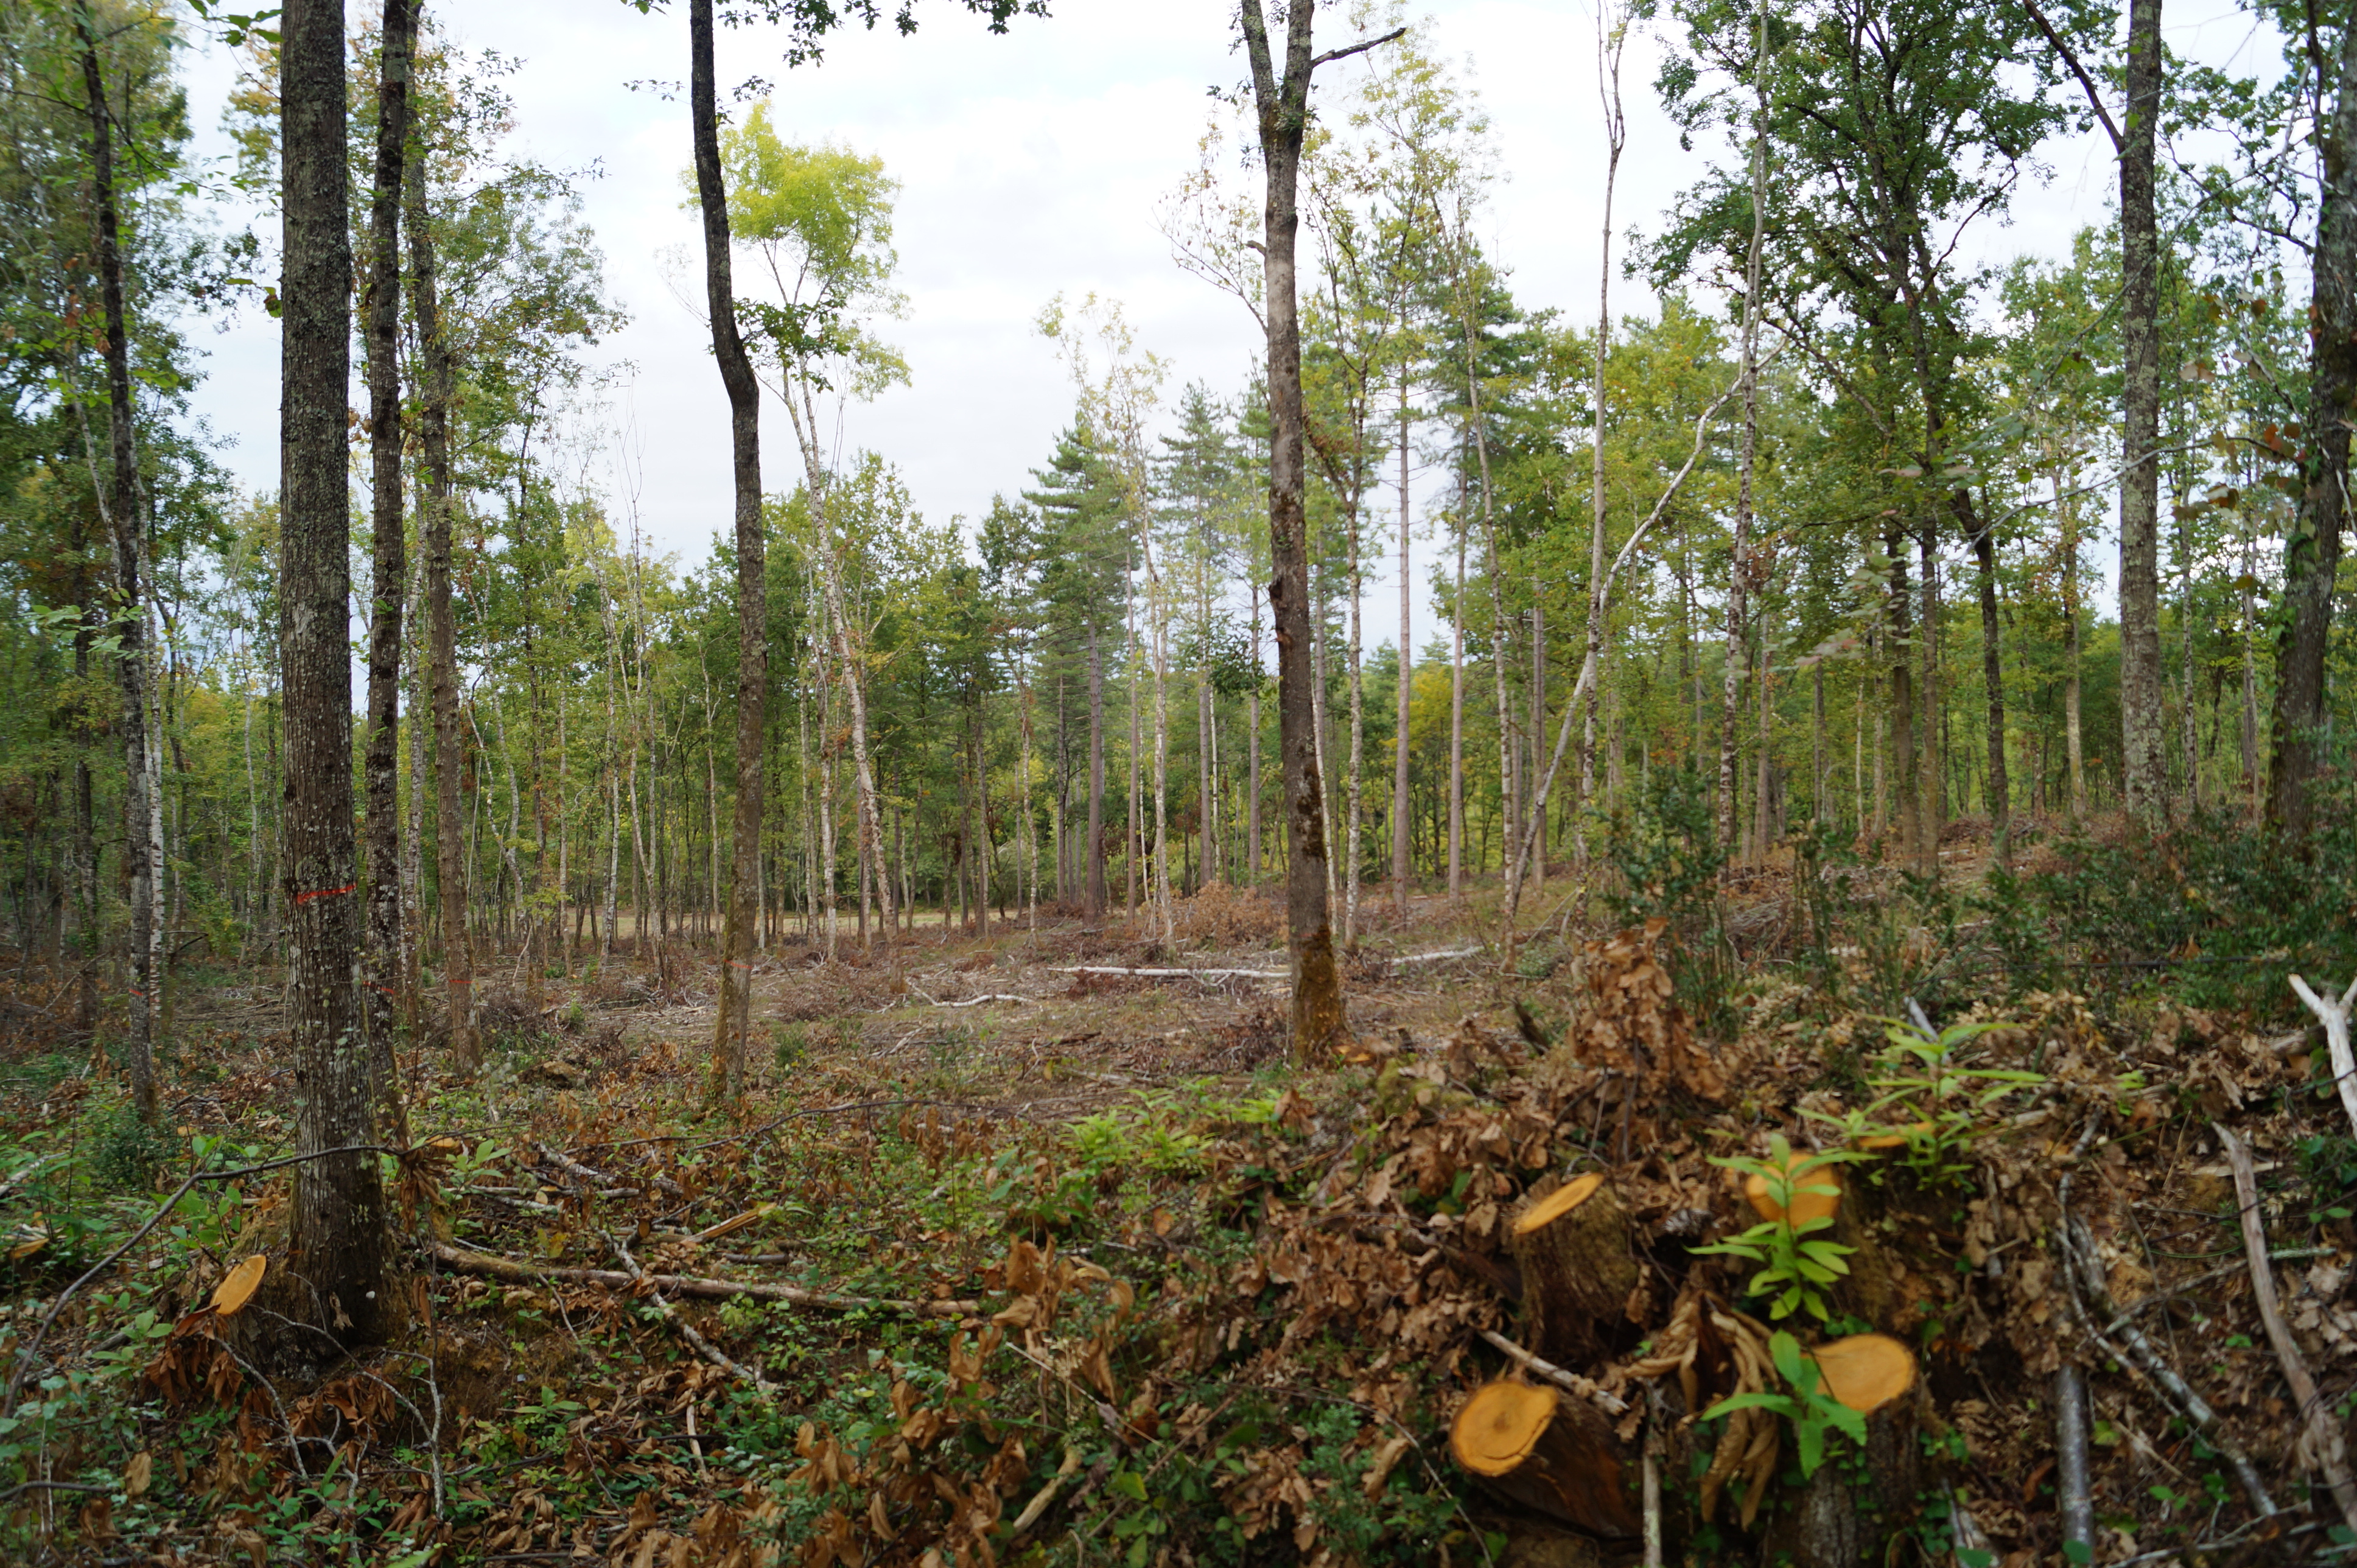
[
  {"left": 1807, "top": 1334, "right": 1914, "bottom": 1413},
  {"left": 211, "top": 1256, "right": 267, "bottom": 1317},
  {"left": 1451, "top": 1380, "right": 1641, "bottom": 1540},
  {"left": 1509, "top": 1174, "right": 1640, "bottom": 1370}
]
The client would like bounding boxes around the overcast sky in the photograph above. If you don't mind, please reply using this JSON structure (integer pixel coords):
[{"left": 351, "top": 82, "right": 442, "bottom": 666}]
[{"left": 173, "top": 0, "right": 2291, "bottom": 654}]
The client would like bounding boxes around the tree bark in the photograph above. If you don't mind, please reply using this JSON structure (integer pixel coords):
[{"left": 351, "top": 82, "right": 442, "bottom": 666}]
[
  {"left": 688, "top": 0, "right": 768, "bottom": 1102},
  {"left": 2269, "top": 14, "right": 2357, "bottom": 840},
  {"left": 1966, "top": 494, "right": 2009, "bottom": 861},
  {"left": 2118, "top": 0, "right": 2167, "bottom": 826},
  {"left": 1448, "top": 475, "right": 1466, "bottom": 906},
  {"left": 2058, "top": 458, "right": 2086, "bottom": 819},
  {"left": 282, "top": 0, "right": 390, "bottom": 1347},
  {"left": 1242, "top": 0, "right": 1347, "bottom": 1059},
  {"left": 408, "top": 97, "right": 470, "bottom": 1071},
  {"left": 1247, "top": 599, "right": 1263, "bottom": 886},
  {"left": 1718, "top": 17, "right": 1769, "bottom": 859},
  {"left": 1345, "top": 500, "right": 1365, "bottom": 940},
  {"left": 1087, "top": 623, "right": 1107, "bottom": 915},
  {"left": 1393, "top": 386, "right": 1413, "bottom": 914},
  {"left": 1886, "top": 531, "right": 1919, "bottom": 861},
  {"left": 75, "top": 5, "right": 154, "bottom": 1122},
  {"left": 362, "top": 0, "right": 415, "bottom": 1142},
  {"left": 1580, "top": 4, "right": 1627, "bottom": 866}
]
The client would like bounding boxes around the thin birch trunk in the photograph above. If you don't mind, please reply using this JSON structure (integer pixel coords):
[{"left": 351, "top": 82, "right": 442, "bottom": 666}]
[
  {"left": 1718, "top": 12, "right": 1769, "bottom": 859},
  {"left": 1449, "top": 477, "right": 1466, "bottom": 906},
  {"left": 1578, "top": 0, "right": 1627, "bottom": 872}
]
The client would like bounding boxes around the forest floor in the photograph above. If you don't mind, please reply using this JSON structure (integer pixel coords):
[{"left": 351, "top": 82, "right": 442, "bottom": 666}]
[{"left": 4, "top": 825, "right": 2357, "bottom": 1568}]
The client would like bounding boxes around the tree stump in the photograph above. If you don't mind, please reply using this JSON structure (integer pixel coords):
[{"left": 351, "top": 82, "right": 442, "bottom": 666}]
[
  {"left": 1509, "top": 1173, "right": 1639, "bottom": 1370},
  {"left": 1765, "top": 1334, "right": 1922, "bottom": 1568},
  {"left": 1451, "top": 1381, "right": 1642, "bottom": 1541}
]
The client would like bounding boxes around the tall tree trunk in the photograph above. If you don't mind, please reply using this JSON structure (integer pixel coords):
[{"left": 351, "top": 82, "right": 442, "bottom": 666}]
[
  {"left": 1529, "top": 595, "right": 1545, "bottom": 887},
  {"left": 2240, "top": 501, "right": 2261, "bottom": 816},
  {"left": 2118, "top": 0, "right": 2167, "bottom": 825},
  {"left": 2269, "top": 17, "right": 2357, "bottom": 839},
  {"left": 1578, "top": 0, "right": 1627, "bottom": 866},
  {"left": 1718, "top": 15, "right": 1769, "bottom": 857},
  {"left": 362, "top": 0, "right": 415, "bottom": 1141},
  {"left": 75, "top": 6, "right": 153, "bottom": 1122},
  {"left": 408, "top": 105, "right": 470, "bottom": 1070},
  {"left": 1345, "top": 509, "right": 1364, "bottom": 940},
  {"left": 282, "top": 0, "right": 388, "bottom": 1346},
  {"left": 404, "top": 569, "right": 425, "bottom": 1018},
  {"left": 690, "top": 0, "right": 768, "bottom": 1102},
  {"left": 2059, "top": 460, "right": 2087, "bottom": 820},
  {"left": 1393, "top": 387, "right": 1413, "bottom": 914},
  {"left": 1247, "top": 598, "right": 1263, "bottom": 885},
  {"left": 1812, "top": 658, "right": 1826, "bottom": 824},
  {"left": 1886, "top": 530, "right": 1920, "bottom": 863},
  {"left": 1087, "top": 624, "right": 1106, "bottom": 915},
  {"left": 1143, "top": 527, "right": 1174, "bottom": 940},
  {"left": 1126, "top": 559, "right": 1141, "bottom": 920},
  {"left": 1449, "top": 487, "right": 1465, "bottom": 906},
  {"left": 1968, "top": 497, "right": 2010, "bottom": 861},
  {"left": 1242, "top": 0, "right": 1350, "bottom": 1059},
  {"left": 1918, "top": 525, "right": 1943, "bottom": 867}
]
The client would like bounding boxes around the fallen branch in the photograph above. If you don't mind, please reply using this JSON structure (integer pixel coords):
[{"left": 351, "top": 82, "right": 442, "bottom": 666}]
[
  {"left": 1010, "top": 1446, "right": 1084, "bottom": 1535},
  {"left": 1049, "top": 965, "right": 1287, "bottom": 981},
  {"left": 2054, "top": 1117, "right": 2276, "bottom": 1519},
  {"left": 1390, "top": 947, "right": 1483, "bottom": 967},
  {"left": 606, "top": 1231, "right": 771, "bottom": 1396},
  {"left": 2216, "top": 1125, "right": 2357, "bottom": 1533},
  {"left": 940, "top": 993, "right": 1032, "bottom": 1007},
  {"left": 2055, "top": 1363, "right": 2093, "bottom": 1560},
  {"left": 2289, "top": 974, "right": 2357, "bottom": 1141},
  {"left": 1476, "top": 1327, "right": 1630, "bottom": 1417},
  {"left": 423, "top": 1236, "right": 976, "bottom": 1317},
  {"left": 534, "top": 1140, "right": 684, "bottom": 1199},
  {"left": 2062, "top": 1211, "right": 2275, "bottom": 1516}
]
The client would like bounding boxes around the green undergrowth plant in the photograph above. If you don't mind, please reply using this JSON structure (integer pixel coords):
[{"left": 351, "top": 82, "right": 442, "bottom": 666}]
[
  {"left": 1695, "top": 1136, "right": 1864, "bottom": 1323},
  {"left": 1602, "top": 762, "right": 1737, "bottom": 1035},
  {"left": 1805, "top": 1014, "right": 2045, "bottom": 1188},
  {"left": 1702, "top": 1328, "right": 1868, "bottom": 1477}
]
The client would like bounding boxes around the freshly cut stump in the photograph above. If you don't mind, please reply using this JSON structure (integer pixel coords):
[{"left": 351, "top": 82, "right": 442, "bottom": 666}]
[
  {"left": 1809, "top": 1334, "right": 1915, "bottom": 1412},
  {"left": 1742, "top": 1152, "right": 1843, "bottom": 1228},
  {"left": 1768, "top": 1336, "right": 1922, "bottom": 1568},
  {"left": 1509, "top": 1174, "right": 1639, "bottom": 1369},
  {"left": 1451, "top": 1381, "right": 1641, "bottom": 1541},
  {"left": 211, "top": 1256, "right": 267, "bottom": 1317}
]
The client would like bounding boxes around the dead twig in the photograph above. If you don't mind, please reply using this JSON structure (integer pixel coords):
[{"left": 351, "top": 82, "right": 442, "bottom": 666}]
[
  {"left": 2216, "top": 1124, "right": 2357, "bottom": 1533},
  {"left": 534, "top": 1139, "right": 684, "bottom": 1199},
  {"left": 1048, "top": 965, "right": 1287, "bottom": 981},
  {"left": 423, "top": 1236, "right": 977, "bottom": 1316},
  {"left": 2289, "top": 974, "right": 2357, "bottom": 1140},
  {"left": 1476, "top": 1327, "right": 1630, "bottom": 1416},
  {"left": 2056, "top": 1363, "right": 2093, "bottom": 1560},
  {"left": 604, "top": 1231, "right": 772, "bottom": 1396}
]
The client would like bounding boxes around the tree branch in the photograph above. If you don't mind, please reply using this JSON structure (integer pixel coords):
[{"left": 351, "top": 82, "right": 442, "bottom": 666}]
[
  {"left": 2020, "top": 0, "right": 2122, "bottom": 152},
  {"left": 1311, "top": 27, "right": 1406, "bottom": 71}
]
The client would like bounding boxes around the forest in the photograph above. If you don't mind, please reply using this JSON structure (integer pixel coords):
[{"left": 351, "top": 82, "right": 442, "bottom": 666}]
[{"left": 7, "top": 0, "right": 2357, "bottom": 1563}]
